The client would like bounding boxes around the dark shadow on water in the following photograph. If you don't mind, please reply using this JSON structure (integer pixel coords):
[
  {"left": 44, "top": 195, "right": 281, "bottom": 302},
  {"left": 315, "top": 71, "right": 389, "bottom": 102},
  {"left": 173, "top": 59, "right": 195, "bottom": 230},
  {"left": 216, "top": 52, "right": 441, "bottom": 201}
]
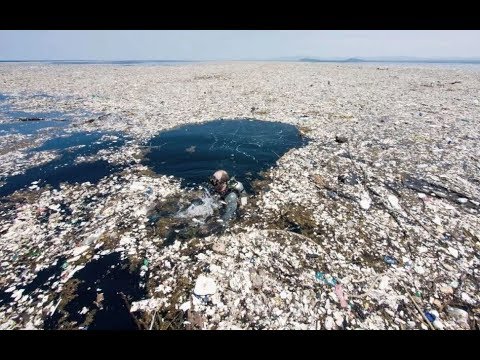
[
  {"left": 0, "top": 131, "right": 128, "bottom": 198},
  {"left": 143, "top": 119, "right": 308, "bottom": 192},
  {"left": 44, "top": 252, "right": 146, "bottom": 330}
]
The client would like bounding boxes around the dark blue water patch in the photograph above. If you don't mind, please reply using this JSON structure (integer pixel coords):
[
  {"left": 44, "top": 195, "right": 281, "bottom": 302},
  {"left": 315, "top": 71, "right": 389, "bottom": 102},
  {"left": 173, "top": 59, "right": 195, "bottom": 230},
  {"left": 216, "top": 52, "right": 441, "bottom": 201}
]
[
  {"left": 23, "top": 257, "right": 66, "bottom": 295},
  {"left": 0, "top": 131, "right": 128, "bottom": 198},
  {"left": 143, "top": 119, "right": 308, "bottom": 192},
  {"left": 0, "top": 119, "right": 69, "bottom": 136},
  {"left": 0, "top": 94, "right": 73, "bottom": 123},
  {"left": 11, "top": 108, "right": 104, "bottom": 123},
  {"left": 0, "top": 290, "right": 10, "bottom": 307},
  {"left": 6, "top": 109, "right": 69, "bottom": 121},
  {"left": 44, "top": 252, "right": 146, "bottom": 330},
  {"left": 33, "top": 131, "right": 123, "bottom": 152},
  {"left": 0, "top": 93, "right": 103, "bottom": 127},
  {"left": 0, "top": 256, "right": 66, "bottom": 307}
]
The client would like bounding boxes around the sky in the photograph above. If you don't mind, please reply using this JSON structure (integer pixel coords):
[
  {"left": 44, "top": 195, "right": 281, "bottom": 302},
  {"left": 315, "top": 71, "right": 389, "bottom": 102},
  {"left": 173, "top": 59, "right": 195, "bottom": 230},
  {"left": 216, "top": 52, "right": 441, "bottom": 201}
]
[{"left": 0, "top": 30, "right": 479, "bottom": 60}]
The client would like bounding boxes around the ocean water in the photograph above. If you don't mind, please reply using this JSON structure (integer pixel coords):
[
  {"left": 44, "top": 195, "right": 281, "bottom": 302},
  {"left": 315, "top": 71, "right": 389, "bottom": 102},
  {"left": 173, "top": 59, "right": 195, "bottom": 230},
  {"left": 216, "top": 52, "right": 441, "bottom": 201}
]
[
  {"left": 0, "top": 131, "right": 128, "bottom": 197},
  {"left": 143, "top": 119, "right": 308, "bottom": 192}
]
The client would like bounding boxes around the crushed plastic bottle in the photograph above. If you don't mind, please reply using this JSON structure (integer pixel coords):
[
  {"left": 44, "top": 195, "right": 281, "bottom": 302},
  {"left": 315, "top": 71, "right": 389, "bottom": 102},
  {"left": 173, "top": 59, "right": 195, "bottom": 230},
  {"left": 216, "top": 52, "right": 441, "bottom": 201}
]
[
  {"left": 384, "top": 255, "right": 398, "bottom": 265},
  {"left": 315, "top": 271, "right": 337, "bottom": 286},
  {"left": 425, "top": 311, "right": 436, "bottom": 322}
]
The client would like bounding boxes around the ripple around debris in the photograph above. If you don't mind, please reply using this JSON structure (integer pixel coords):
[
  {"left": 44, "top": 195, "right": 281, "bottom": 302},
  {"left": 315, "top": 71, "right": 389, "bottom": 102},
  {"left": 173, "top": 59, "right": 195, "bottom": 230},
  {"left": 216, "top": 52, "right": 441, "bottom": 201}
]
[{"left": 143, "top": 119, "right": 308, "bottom": 192}]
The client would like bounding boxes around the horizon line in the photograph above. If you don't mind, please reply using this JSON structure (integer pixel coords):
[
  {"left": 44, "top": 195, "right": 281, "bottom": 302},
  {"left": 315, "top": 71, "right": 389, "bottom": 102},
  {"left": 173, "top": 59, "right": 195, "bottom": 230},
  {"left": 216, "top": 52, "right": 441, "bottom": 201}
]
[{"left": 1, "top": 57, "right": 480, "bottom": 62}]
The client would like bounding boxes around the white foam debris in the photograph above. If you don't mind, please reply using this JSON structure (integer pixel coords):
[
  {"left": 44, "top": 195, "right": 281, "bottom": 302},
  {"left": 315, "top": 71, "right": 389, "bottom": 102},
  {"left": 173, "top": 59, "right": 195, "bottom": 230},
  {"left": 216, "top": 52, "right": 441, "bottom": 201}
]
[{"left": 0, "top": 62, "right": 479, "bottom": 330}]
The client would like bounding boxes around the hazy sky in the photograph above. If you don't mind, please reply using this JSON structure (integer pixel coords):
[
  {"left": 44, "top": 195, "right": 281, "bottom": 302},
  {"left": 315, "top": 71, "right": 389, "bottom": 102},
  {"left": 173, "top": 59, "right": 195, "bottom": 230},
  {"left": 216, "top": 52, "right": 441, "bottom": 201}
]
[{"left": 1, "top": 30, "right": 479, "bottom": 60}]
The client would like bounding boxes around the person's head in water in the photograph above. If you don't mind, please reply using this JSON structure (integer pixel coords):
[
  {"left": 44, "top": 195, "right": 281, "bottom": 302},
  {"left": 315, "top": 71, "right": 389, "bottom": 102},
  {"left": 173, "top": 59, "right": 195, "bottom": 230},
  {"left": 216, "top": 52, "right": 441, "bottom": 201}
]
[{"left": 210, "top": 170, "right": 229, "bottom": 195}]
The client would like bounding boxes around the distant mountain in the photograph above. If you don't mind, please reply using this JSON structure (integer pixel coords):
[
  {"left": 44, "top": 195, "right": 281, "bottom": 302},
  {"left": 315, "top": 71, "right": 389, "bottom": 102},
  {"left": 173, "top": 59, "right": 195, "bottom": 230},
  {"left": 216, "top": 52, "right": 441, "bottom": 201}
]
[{"left": 362, "top": 56, "right": 480, "bottom": 62}]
